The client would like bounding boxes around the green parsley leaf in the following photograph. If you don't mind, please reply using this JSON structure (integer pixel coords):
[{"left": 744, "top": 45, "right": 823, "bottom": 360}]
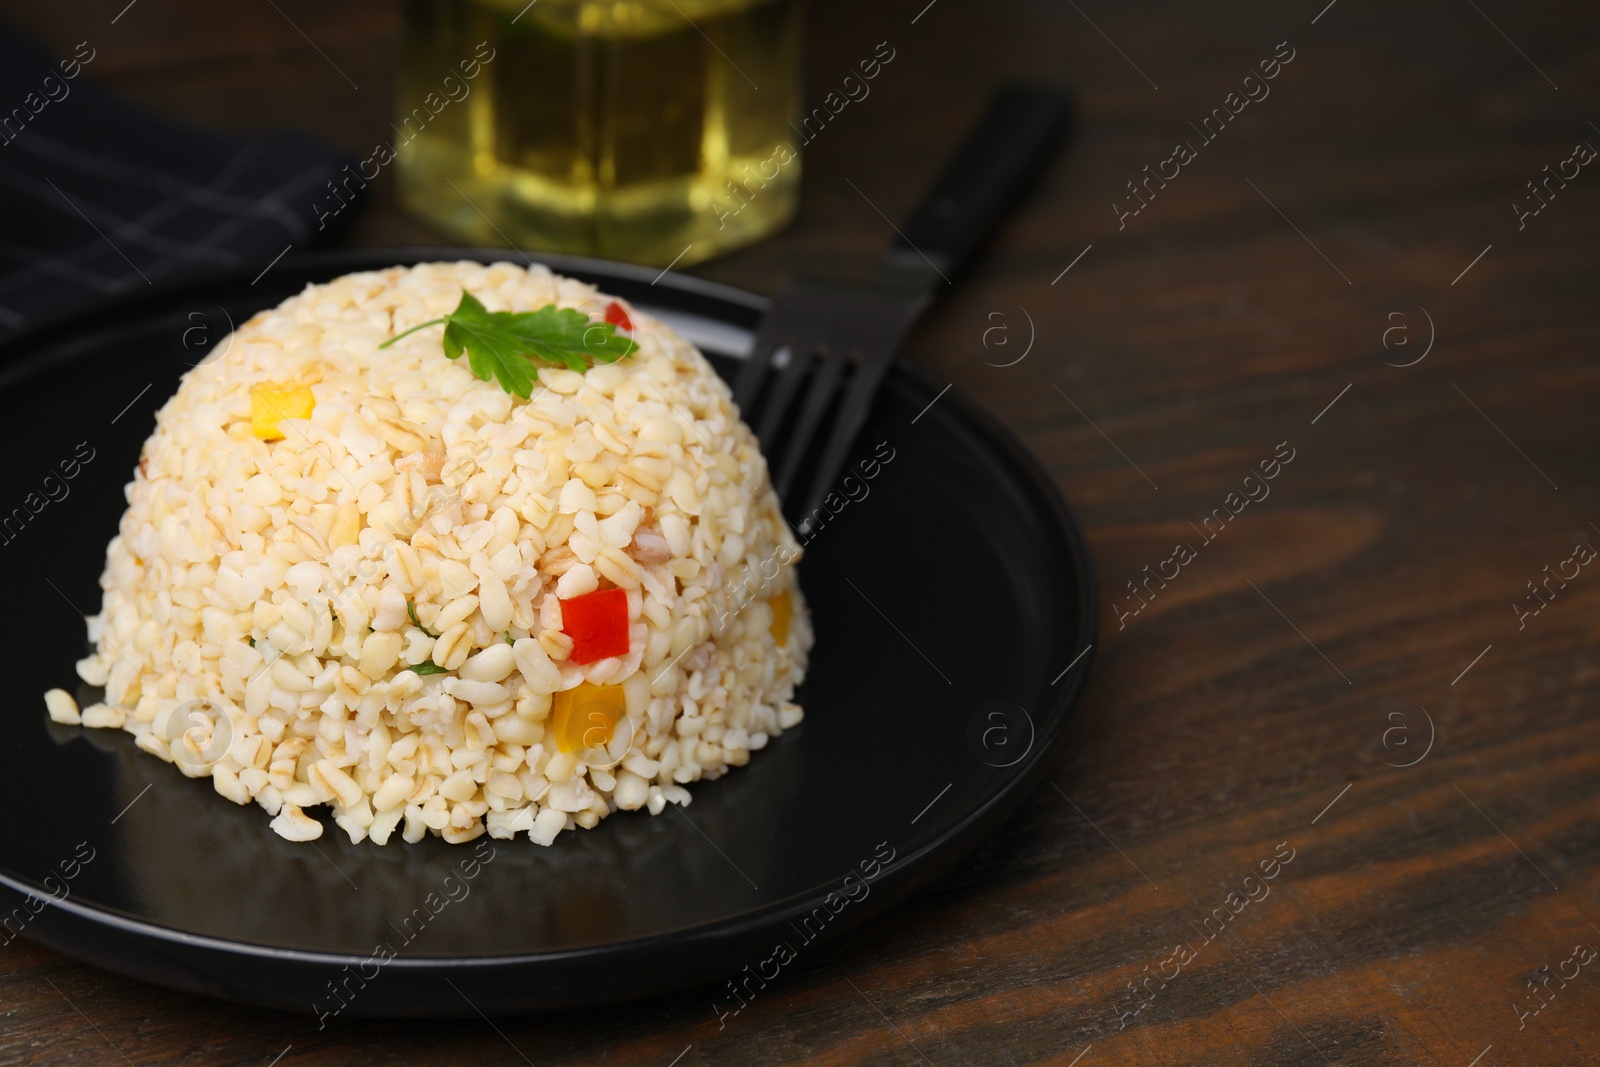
[
  {"left": 410, "top": 660, "right": 449, "bottom": 676},
  {"left": 407, "top": 599, "right": 438, "bottom": 639},
  {"left": 379, "top": 290, "right": 639, "bottom": 399}
]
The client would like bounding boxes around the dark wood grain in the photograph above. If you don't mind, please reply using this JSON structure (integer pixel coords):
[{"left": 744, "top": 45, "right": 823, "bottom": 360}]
[{"left": 5, "top": 0, "right": 1600, "bottom": 1063}]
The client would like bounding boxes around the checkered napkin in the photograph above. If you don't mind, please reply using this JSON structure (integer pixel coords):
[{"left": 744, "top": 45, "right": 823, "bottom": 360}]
[{"left": 0, "top": 24, "right": 354, "bottom": 331}]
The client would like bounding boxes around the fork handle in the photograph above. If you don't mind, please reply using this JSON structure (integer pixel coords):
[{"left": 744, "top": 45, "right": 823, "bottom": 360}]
[{"left": 884, "top": 82, "right": 1073, "bottom": 284}]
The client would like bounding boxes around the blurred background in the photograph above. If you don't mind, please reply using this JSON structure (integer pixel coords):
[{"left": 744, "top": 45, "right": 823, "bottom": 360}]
[
  {"left": 7, "top": 2, "right": 1600, "bottom": 1065},
  {"left": 3, "top": 0, "right": 955, "bottom": 313}
]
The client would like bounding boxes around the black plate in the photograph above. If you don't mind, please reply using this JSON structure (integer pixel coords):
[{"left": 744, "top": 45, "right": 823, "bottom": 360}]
[{"left": 0, "top": 249, "right": 1095, "bottom": 1018}]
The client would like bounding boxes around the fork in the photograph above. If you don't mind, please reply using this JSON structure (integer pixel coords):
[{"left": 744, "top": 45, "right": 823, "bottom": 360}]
[{"left": 732, "top": 82, "right": 1072, "bottom": 529}]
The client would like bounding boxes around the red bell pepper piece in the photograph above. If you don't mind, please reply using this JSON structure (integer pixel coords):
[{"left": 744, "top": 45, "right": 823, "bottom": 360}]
[
  {"left": 560, "top": 587, "right": 629, "bottom": 664},
  {"left": 603, "top": 301, "right": 633, "bottom": 332}
]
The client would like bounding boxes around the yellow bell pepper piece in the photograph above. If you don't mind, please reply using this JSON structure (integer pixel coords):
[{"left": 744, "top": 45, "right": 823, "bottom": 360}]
[
  {"left": 250, "top": 383, "right": 315, "bottom": 441},
  {"left": 768, "top": 590, "right": 792, "bottom": 645},
  {"left": 550, "top": 683, "right": 626, "bottom": 754}
]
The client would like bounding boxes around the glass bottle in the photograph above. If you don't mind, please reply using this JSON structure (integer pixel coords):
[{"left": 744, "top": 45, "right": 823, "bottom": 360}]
[{"left": 395, "top": 0, "right": 803, "bottom": 267}]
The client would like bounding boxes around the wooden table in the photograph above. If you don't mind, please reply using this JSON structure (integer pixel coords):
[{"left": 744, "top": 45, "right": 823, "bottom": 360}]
[{"left": 6, "top": 0, "right": 1600, "bottom": 1063}]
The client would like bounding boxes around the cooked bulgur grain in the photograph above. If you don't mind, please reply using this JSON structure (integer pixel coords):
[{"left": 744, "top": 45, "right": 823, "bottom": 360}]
[{"left": 65, "top": 261, "right": 810, "bottom": 845}]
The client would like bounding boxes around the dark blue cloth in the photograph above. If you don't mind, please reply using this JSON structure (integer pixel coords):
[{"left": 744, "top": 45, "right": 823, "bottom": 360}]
[{"left": 0, "top": 24, "right": 353, "bottom": 330}]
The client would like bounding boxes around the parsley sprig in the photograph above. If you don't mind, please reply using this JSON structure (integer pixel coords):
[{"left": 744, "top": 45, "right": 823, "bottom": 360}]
[
  {"left": 406, "top": 599, "right": 437, "bottom": 639},
  {"left": 379, "top": 290, "right": 638, "bottom": 398}
]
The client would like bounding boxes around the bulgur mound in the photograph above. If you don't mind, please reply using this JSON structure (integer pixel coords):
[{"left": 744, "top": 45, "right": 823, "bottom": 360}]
[{"left": 65, "top": 261, "right": 810, "bottom": 846}]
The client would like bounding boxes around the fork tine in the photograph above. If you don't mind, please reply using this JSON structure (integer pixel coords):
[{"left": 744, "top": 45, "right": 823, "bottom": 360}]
[
  {"left": 732, "top": 317, "right": 787, "bottom": 411},
  {"left": 754, "top": 335, "right": 820, "bottom": 445},
  {"left": 733, "top": 280, "right": 818, "bottom": 412},
  {"left": 771, "top": 344, "right": 847, "bottom": 501},
  {"left": 794, "top": 344, "right": 898, "bottom": 523}
]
